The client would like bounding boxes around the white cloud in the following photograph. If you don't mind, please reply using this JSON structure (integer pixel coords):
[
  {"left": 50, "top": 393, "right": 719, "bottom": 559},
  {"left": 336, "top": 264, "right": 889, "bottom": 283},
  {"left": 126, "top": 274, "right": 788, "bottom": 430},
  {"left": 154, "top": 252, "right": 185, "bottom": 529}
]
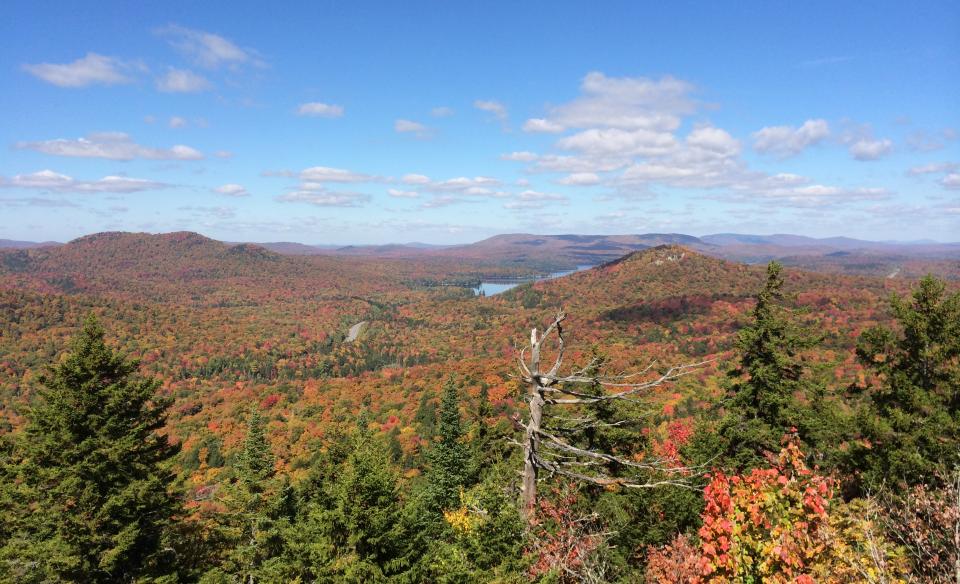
[
  {"left": 16, "top": 132, "right": 204, "bottom": 161},
  {"left": 752, "top": 119, "right": 830, "bottom": 157},
  {"left": 277, "top": 189, "right": 370, "bottom": 207},
  {"left": 686, "top": 126, "right": 741, "bottom": 157},
  {"left": 941, "top": 173, "right": 960, "bottom": 190},
  {"left": 388, "top": 188, "right": 419, "bottom": 198},
  {"left": 156, "top": 68, "right": 212, "bottom": 93},
  {"left": 169, "top": 116, "right": 188, "bottom": 128},
  {"left": 157, "top": 24, "right": 262, "bottom": 69},
  {"left": 754, "top": 185, "right": 889, "bottom": 207},
  {"left": 402, "top": 174, "right": 432, "bottom": 185},
  {"left": 22, "top": 53, "right": 134, "bottom": 88},
  {"left": 1, "top": 169, "right": 167, "bottom": 193},
  {"left": 300, "top": 166, "right": 374, "bottom": 183},
  {"left": 848, "top": 138, "right": 893, "bottom": 161},
  {"left": 556, "top": 172, "right": 601, "bottom": 186},
  {"left": 908, "top": 162, "right": 958, "bottom": 176},
  {"left": 420, "top": 176, "right": 502, "bottom": 193},
  {"left": 421, "top": 195, "right": 466, "bottom": 209},
  {"left": 214, "top": 183, "right": 250, "bottom": 197},
  {"left": 270, "top": 166, "right": 377, "bottom": 206},
  {"left": 500, "top": 151, "right": 538, "bottom": 162},
  {"left": 557, "top": 127, "right": 678, "bottom": 158},
  {"left": 539, "top": 72, "right": 696, "bottom": 132},
  {"left": 503, "top": 190, "right": 568, "bottom": 210},
  {"left": 297, "top": 102, "right": 344, "bottom": 118},
  {"left": 431, "top": 106, "right": 454, "bottom": 117},
  {"left": 523, "top": 118, "right": 564, "bottom": 133},
  {"left": 394, "top": 119, "right": 431, "bottom": 138},
  {"left": 474, "top": 100, "right": 508, "bottom": 121}
]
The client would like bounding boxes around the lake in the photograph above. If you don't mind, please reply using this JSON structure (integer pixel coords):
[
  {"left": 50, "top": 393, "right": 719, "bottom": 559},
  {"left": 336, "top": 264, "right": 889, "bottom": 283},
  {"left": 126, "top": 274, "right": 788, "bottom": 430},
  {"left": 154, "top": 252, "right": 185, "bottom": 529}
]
[{"left": 473, "top": 265, "right": 594, "bottom": 296}]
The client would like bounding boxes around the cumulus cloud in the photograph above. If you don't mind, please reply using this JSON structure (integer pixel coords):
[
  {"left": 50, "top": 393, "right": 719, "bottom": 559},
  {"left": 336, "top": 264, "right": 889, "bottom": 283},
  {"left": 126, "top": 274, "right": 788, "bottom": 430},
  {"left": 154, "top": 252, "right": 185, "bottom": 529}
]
[
  {"left": 555, "top": 172, "right": 601, "bottom": 186},
  {"left": 270, "top": 166, "right": 378, "bottom": 207},
  {"left": 557, "top": 127, "right": 678, "bottom": 158},
  {"left": 848, "top": 138, "right": 893, "bottom": 161},
  {"left": 431, "top": 106, "right": 454, "bottom": 117},
  {"left": 213, "top": 183, "right": 250, "bottom": 197},
  {"left": 277, "top": 188, "right": 370, "bottom": 207},
  {"left": 687, "top": 126, "right": 741, "bottom": 157},
  {"left": 169, "top": 116, "right": 188, "bottom": 128},
  {"left": 297, "top": 102, "right": 344, "bottom": 118},
  {"left": 156, "top": 67, "right": 212, "bottom": 93},
  {"left": 157, "top": 24, "right": 262, "bottom": 69},
  {"left": 22, "top": 53, "right": 136, "bottom": 88},
  {"left": 537, "top": 72, "right": 696, "bottom": 132},
  {"left": 523, "top": 118, "right": 565, "bottom": 133},
  {"left": 421, "top": 195, "right": 465, "bottom": 209},
  {"left": 401, "top": 174, "right": 431, "bottom": 185},
  {"left": 16, "top": 132, "right": 204, "bottom": 161},
  {"left": 1, "top": 169, "right": 167, "bottom": 193},
  {"left": 474, "top": 100, "right": 508, "bottom": 121},
  {"left": 941, "top": 173, "right": 960, "bottom": 190},
  {"left": 503, "top": 190, "right": 568, "bottom": 210},
  {"left": 752, "top": 119, "right": 830, "bottom": 158},
  {"left": 299, "top": 166, "right": 375, "bottom": 183},
  {"left": 417, "top": 176, "right": 502, "bottom": 194},
  {"left": 403, "top": 174, "right": 511, "bottom": 208},
  {"left": 394, "top": 119, "right": 431, "bottom": 138},
  {"left": 500, "top": 151, "right": 538, "bottom": 162},
  {"left": 388, "top": 188, "right": 419, "bottom": 198}
]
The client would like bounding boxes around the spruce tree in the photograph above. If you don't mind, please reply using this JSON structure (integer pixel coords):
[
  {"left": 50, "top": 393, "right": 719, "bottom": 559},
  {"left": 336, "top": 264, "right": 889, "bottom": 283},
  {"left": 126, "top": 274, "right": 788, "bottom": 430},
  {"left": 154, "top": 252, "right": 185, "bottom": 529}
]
[
  {"left": 426, "top": 378, "right": 469, "bottom": 511},
  {"left": 853, "top": 275, "right": 960, "bottom": 490},
  {"left": 716, "top": 262, "right": 818, "bottom": 471},
  {"left": 211, "top": 409, "right": 290, "bottom": 581},
  {"left": 0, "top": 315, "right": 179, "bottom": 583}
]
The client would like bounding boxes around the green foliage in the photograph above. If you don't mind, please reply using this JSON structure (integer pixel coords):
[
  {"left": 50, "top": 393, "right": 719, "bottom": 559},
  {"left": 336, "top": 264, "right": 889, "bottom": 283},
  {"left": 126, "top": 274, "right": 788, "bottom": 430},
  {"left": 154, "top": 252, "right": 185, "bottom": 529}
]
[
  {"left": 425, "top": 378, "right": 470, "bottom": 512},
  {"left": 0, "top": 315, "right": 180, "bottom": 583},
  {"left": 424, "top": 464, "right": 528, "bottom": 582},
  {"left": 275, "top": 418, "right": 418, "bottom": 582},
  {"left": 714, "top": 262, "right": 822, "bottom": 471},
  {"left": 851, "top": 275, "right": 960, "bottom": 490},
  {"left": 206, "top": 409, "right": 293, "bottom": 582}
]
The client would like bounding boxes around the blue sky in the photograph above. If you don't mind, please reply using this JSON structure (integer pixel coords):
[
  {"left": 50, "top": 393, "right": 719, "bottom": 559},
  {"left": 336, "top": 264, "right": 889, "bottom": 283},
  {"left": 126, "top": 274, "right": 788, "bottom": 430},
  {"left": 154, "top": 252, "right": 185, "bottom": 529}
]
[{"left": 1, "top": 0, "right": 958, "bottom": 244}]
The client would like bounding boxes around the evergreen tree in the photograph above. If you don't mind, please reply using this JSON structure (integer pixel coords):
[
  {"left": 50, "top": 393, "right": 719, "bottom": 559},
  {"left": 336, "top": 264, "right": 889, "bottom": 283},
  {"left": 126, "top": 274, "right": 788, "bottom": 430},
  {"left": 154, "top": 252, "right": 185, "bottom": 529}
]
[
  {"left": 715, "top": 262, "right": 819, "bottom": 471},
  {"left": 426, "top": 378, "right": 469, "bottom": 511},
  {"left": 279, "top": 415, "right": 415, "bottom": 582},
  {"left": 209, "top": 409, "right": 291, "bottom": 582},
  {"left": 852, "top": 275, "right": 960, "bottom": 490},
  {"left": 0, "top": 315, "right": 179, "bottom": 583}
]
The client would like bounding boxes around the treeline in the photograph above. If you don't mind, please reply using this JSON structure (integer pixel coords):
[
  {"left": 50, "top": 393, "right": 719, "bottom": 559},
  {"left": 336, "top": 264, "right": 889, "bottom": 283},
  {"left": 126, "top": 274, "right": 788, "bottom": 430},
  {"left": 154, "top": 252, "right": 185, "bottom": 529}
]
[{"left": 0, "top": 264, "right": 958, "bottom": 582}]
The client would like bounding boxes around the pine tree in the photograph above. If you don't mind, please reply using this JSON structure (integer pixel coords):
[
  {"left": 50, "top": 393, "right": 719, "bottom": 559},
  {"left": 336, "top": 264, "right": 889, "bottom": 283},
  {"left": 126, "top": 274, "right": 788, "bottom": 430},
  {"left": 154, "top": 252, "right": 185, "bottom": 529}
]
[
  {"left": 716, "top": 262, "right": 819, "bottom": 471},
  {"left": 0, "top": 315, "right": 179, "bottom": 583},
  {"left": 853, "top": 275, "right": 960, "bottom": 490},
  {"left": 426, "top": 378, "right": 469, "bottom": 511}
]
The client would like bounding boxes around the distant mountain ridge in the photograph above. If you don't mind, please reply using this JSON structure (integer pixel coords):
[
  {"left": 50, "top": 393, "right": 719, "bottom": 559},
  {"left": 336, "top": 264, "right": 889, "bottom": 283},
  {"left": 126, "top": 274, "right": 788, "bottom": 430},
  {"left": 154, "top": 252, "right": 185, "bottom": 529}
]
[
  {"left": 5, "top": 231, "right": 959, "bottom": 277},
  {"left": 0, "top": 238, "right": 62, "bottom": 249}
]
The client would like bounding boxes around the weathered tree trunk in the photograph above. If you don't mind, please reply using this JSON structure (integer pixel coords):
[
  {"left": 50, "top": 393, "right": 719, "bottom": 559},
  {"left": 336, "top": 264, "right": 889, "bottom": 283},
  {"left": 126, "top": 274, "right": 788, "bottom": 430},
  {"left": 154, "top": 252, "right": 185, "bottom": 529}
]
[
  {"left": 516, "top": 313, "right": 705, "bottom": 520},
  {"left": 522, "top": 327, "right": 543, "bottom": 516}
]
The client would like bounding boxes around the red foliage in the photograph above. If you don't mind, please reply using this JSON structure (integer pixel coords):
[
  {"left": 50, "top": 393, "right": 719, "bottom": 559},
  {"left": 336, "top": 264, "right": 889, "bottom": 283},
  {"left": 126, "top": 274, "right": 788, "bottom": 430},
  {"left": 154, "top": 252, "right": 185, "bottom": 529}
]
[
  {"left": 698, "top": 436, "right": 832, "bottom": 582},
  {"left": 526, "top": 485, "right": 608, "bottom": 582}
]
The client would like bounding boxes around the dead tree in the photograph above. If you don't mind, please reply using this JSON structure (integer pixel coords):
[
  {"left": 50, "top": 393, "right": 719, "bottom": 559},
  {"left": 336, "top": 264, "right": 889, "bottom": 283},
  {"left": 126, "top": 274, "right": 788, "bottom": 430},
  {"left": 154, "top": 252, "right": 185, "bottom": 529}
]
[{"left": 516, "top": 311, "right": 706, "bottom": 516}]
